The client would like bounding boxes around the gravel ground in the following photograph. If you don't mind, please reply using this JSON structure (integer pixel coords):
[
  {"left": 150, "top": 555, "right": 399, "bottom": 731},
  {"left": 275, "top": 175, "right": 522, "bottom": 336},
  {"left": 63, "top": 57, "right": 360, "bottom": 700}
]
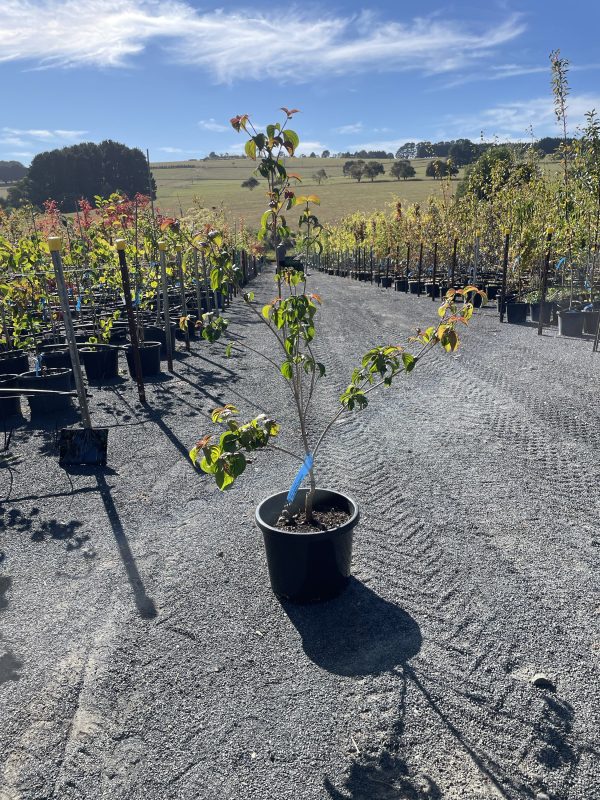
[{"left": 0, "top": 268, "right": 598, "bottom": 800}]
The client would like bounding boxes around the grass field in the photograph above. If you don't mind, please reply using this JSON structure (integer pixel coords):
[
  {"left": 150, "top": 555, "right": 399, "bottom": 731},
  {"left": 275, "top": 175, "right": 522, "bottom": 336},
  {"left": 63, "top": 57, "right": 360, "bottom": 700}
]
[{"left": 151, "top": 157, "right": 467, "bottom": 227}]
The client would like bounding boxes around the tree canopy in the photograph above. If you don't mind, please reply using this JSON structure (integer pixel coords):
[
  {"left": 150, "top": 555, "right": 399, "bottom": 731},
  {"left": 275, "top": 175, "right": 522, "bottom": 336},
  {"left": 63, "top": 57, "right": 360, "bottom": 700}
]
[
  {"left": 0, "top": 161, "right": 27, "bottom": 183},
  {"left": 10, "top": 140, "right": 156, "bottom": 211},
  {"left": 390, "top": 160, "right": 416, "bottom": 180}
]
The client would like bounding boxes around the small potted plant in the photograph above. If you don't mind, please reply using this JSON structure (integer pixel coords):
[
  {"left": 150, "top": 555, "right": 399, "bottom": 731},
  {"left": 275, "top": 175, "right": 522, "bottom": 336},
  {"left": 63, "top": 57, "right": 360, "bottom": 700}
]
[{"left": 188, "top": 111, "right": 485, "bottom": 602}]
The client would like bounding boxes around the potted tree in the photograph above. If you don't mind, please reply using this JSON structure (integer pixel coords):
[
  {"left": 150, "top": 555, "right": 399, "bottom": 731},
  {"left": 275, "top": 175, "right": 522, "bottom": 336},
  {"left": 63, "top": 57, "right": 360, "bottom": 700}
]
[{"left": 188, "top": 111, "right": 485, "bottom": 602}]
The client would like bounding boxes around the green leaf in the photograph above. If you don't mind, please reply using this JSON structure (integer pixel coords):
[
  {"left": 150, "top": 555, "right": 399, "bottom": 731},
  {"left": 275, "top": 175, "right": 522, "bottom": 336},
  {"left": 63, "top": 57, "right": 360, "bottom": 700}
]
[
  {"left": 284, "top": 129, "right": 300, "bottom": 152},
  {"left": 215, "top": 467, "right": 234, "bottom": 491},
  {"left": 225, "top": 342, "right": 233, "bottom": 358},
  {"left": 245, "top": 140, "right": 257, "bottom": 160},
  {"left": 402, "top": 353, "right": 416, "bottom": 373},
  {"left": 280, "top": 361, "right": 294, "bottom": 379}
]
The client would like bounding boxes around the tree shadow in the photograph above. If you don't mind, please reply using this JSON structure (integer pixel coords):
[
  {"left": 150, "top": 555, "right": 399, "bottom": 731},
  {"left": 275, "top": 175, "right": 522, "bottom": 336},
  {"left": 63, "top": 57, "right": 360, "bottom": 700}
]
[
  {"left": 282, "top": 578, "right": 421, "bottom": 677},
  {"left": 0, "top": 574, "right": 23, "bottom": 684},
  {"left": 282, "top": 579, "right": 438, "bottom": 800},
  {"left": 95, "top": 473, "right": 157, "bottom": 619}
]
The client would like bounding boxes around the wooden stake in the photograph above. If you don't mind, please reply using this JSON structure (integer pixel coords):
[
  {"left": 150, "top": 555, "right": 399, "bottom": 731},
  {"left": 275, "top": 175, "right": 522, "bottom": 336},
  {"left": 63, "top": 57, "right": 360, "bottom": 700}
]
[
  {"left": 48, "top": 237, "right": 92, "bottom": 428},
  {"left": 115, "top": 239, "right": 146, "bottom": 404},
  {"left": 431, "top": 242, "right": 438, "bottom": 301},
  {"left": 176, "top": 245, "right": 190, "bottom": 352},
  {"left": 499, "top": 232, "right": 510, "bottom": 324},
  {"left": 538, "top": 229, "right": 553, "bottom": 336},
  {"left": 158, "top": 240, "right": 174, "bottom": 372}
]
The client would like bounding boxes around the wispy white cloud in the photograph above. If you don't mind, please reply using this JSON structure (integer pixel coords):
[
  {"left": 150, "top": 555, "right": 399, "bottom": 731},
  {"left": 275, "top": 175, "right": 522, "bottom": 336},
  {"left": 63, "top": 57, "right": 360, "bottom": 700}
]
[
  {"left": 341, "top": 138, "right": 418, "bottom": 153},
  {"left": 334, "top": 122, "right": 364, "bottom": 135},
  {"left": 0, "top": 1, "right": 525, "bottom": 82},
  {"left": 198, "top": 119, "right": 229, "bottom": 133},
  {"left": 442, "top": 61, "right": 600, "bottom": 89},
  {"left": 0, "top": 127, "right": 87, "bottom": 149},
  {"left": 441, "top": 93, "right": 600, "bottom": 140}
]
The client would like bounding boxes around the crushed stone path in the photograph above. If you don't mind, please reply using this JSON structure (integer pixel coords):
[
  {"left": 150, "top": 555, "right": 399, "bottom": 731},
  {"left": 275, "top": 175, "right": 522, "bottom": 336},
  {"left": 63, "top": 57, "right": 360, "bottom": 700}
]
[{"left": 0, "top": 268, "right": 599, "bottom": 800}]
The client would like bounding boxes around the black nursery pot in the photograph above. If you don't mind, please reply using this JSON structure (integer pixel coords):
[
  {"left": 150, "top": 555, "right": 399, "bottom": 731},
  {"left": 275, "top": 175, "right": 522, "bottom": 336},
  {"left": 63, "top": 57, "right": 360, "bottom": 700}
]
[
  {"left": 380, "top": 276, "right": 393, "bottom": 289},
  {"left": 506, "top": 301, "right": 528, "bottom": 324},
  {"left": 80, "top": 345, "right": 119, "bottom": 382},
  {"left": 408, "top": 280, "right": 424, "bottom": 294},
  {"left": 125, "top": 341, "right": 161, "bottom": 377},
  {"left": 0, "top": 374, "right": 21, "bottom": 419},
  {"left": 18, "top": 368, "right": 73, "bottom": 416},
  {"left": 582, "top": 310, "right": 600, "bottom": 335},
  {"left": 529, "top": 302, "right": 553, "bottom": 324},
  {"left": 558, "top": 309, "right": 584, "bottom": 338},
  {"left": 0, "top": 350, "right": 29, "bottom": 376},
  {"left": 255, "top": 488, "right": 359, "bottom": 603},
  {"left": 394, "top": 278, "right": 409, "bottom": 292},
  {"left": 39, "top": 344, "right": 72, "bottom": 371},
  {"left": 142, "top": 325, "right": 176, "bottom": 359}
]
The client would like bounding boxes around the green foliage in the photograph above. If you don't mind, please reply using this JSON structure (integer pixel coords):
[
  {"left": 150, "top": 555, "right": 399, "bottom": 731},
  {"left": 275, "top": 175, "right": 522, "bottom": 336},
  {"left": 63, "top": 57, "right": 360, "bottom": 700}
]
[
  {"left": 16, "top": 140, "right": 156, "bottom": 211},
  {"left": 189, "top": 406, "right": 280, "bottom": 491},
  {"left": 390, "top": 161, "right": 416, "bottom": 181}
]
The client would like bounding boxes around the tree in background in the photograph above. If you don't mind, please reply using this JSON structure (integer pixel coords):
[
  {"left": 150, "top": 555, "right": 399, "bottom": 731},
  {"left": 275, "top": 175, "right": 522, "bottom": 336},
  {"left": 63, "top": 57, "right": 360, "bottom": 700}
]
[
  {"left": 11, "top": 140, "right": 156, "bottom": 211},
  {"left": 395, "top": 143, "right": 417, "bottom": 160},
  {"left": 348, "top": 162, "right": 366, "bottom": 182},
  {"left": 241, "top": 176, "right": 259, "bottom": 190},
  {"left": 343, "top": 159, "right": 365, "bottom": 178},
  {"left": 425, "top": 159, "right": 458, "bottom": 179},
  {"left": 0, "top": 161, "right": 27, "bottom": 183},
  {"left": 390, "top": 160, "right": 416, "bottom": 180},
  {"left": 363, "top": 161, "right": 385, "bottom": 182},
  {"left": 312, "top": 169, "right": 328, "bottom": 185},
  {"left": 321, "top": 150, "right": 331, "bottom": 158},
  {"left": 448, "top": 139, "right": 476, "bottom": 166}
]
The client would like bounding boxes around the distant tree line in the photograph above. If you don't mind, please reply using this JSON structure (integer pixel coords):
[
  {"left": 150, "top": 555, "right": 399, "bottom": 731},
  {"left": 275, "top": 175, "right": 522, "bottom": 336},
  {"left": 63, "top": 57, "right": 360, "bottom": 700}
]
[
  {"left": 395, "top": 137, "right": 573, "bottom": 164},
  {"left": 4, "top": 141, "right": 156, "bottom": 211}
]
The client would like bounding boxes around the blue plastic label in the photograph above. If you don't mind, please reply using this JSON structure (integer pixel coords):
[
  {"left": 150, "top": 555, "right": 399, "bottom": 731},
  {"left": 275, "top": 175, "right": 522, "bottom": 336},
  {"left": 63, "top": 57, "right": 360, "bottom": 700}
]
[
  {"left": 76, "top": 296, "right": 82, "bottom": 311},
  {"left": 287, "top": 453, "right": 313, "bottom": 503}
]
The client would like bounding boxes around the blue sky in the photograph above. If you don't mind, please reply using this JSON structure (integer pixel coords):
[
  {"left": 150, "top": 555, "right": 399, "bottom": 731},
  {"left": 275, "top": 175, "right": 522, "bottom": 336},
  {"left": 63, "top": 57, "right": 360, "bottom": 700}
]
[{"left": 1, "top": 0, "right": 599, "bottom": 164}]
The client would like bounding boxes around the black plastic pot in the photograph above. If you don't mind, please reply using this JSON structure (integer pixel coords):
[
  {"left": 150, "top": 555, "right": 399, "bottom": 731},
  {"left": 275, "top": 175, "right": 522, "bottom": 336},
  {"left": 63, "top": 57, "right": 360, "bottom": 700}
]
[
  {"left": 529, "top": 302, "right": 553, "bottom": 324},
  {"left": 0, "top": 350, "right": 29, "bottom": 376},
  {"left": 125, "top": 341, "right": 161, "bottom": 377},
  {"left": 506, "top": 302, "right": 528, "bottom": 324},
  {"left": 0, "top": 374, "right": 21, "bottom": 419},
  {"left": 18, "top": 368, "right": 73, "bottom": 416},
  {"left": 485, "top": 285, "right": 499, "bottom": 301},
  {"left": 408, "top": 281, "right": 424, "bottom": 295},
  {"left": 394, "top": 278, "right": 408, "bottom": 292},
  {"left": 255, "top": 488, "right": 359, "bottom": 603},
  {"left": 380, "top": 277, "right": 393, "bottom": 289},
  {"left": 142, "top": 325, "right": 176, "bottom": 359},
  {"left": 39, "top": 344, "right": 72, "bottom": 371},
  {"left": 582, "top": 310, "right": 600, "bottom": 335},
  {"left": 558, "top": 310, "right": 584, "bottom": 337},
  {"left": 80, "top": 345, "right": 119, "bottom": 382},
  {"left": 425, "top": 284, "right": 441, "bottom": 298}
]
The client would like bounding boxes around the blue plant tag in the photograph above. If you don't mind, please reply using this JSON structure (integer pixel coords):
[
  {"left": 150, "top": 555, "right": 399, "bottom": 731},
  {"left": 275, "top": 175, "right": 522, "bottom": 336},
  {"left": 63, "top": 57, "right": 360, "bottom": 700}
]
[
  {"left": 556, "top": 257, "right": 566, "bottom": 271},
  {"left": 287, "top": 453, "right": 313, "bottom": 504},
  {"left": 134, "top": 291, "right": 140, "bottom": 307},
  {"left": 35, "top": 354, "right": 43, "bottom": 376},
  {"left": 76, "top": 296, "right": 82, "bottom": 311}
]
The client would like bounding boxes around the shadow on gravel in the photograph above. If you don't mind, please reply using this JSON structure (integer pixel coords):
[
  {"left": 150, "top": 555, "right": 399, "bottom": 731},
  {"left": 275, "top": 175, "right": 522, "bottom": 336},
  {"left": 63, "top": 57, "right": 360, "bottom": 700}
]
[
  {"left": 0, "top": 575, "right": 23, "bottom": 684},
  {"left": 95, "top": 473, "right": 157, "bottom": 620},
  {"left": 282, "top": 578, "right": 421, "bottom": 676},
  {"left": 284, "top": 580, "right": 437, "bottom": 800}
]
